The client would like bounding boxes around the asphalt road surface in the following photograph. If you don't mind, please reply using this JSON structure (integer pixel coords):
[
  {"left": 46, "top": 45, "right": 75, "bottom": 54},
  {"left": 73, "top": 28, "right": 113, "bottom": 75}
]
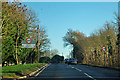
[{"left": 31, "top": 63, "right": 120, "bottom": 80}]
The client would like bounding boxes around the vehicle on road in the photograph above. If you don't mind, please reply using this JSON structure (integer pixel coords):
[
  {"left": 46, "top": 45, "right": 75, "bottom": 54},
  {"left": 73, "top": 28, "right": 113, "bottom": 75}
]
[
  {"left": 67, "top": 58, "right": 77, "bottom": 65},
  {"left": 65, "top": 58, "right": 69, "bottom": 64}
]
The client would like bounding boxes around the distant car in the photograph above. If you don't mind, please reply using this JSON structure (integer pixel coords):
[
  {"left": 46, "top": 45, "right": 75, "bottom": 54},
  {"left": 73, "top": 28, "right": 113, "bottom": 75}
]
[
  {"left": 65, "top": 58, "right": 69, "bottom": 64},
  {"left": 68, "top": 58, "right": 77, "bottom": 65}
]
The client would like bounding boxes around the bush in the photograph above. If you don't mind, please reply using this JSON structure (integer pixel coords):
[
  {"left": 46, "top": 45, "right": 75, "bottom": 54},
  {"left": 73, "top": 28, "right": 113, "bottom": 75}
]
[
  {"left": 51, "top": 55, "right": 64, "bottom": 63},
  {"left": 39, "top": 57, "right": 51, "bottom": 63}
]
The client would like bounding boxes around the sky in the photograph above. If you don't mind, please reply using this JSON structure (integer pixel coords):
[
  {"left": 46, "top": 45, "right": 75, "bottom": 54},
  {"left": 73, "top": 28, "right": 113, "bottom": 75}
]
[
  {"left": 9, "top": 0, "right": 120, "bottom": 2},
  {"left": 22, "top": 2, "right": 118, "bottom": 58}
]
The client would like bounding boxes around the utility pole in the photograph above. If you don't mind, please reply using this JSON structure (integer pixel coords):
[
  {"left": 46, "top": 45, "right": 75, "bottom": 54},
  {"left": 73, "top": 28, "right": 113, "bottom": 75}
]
[
  {"left": 118, "top": 1, "right": 120, "bottom": 67},
  {"left": 38, "top": 25, "right": 40, "bottom": 63}
]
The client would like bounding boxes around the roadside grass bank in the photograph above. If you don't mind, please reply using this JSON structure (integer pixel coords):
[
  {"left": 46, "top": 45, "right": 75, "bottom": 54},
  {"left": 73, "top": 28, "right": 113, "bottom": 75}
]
[
  {"left": 2, "top": 63, "right": 47, "bottom": 78},
  {"left": 78, "top": 63, "right": 120, "bottom": 70}
]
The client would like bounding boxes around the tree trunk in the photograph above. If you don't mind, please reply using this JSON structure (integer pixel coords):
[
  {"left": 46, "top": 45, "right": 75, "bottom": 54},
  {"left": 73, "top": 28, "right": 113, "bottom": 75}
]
[
  {"left": 108, "top": 55, "right": 110, "bottom": 67},
  {"left": 15, "top": 40, "right": 18, "bottom": 65}
]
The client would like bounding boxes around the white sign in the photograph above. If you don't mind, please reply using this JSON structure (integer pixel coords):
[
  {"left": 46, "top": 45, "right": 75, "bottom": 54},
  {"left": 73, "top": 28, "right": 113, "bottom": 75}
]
[{"left": 22, "top": 44, "right": 36, "bottom": 48}]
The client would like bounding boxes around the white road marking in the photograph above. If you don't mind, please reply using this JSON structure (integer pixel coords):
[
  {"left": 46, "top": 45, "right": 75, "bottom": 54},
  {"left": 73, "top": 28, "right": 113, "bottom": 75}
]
[
  {"left": 70, "top": 65, "right": 96, "bottom": 80},
  {"left": 84, "top": 73, "right": 96, "bottom": 80},
  {"left": 75, "top": 68, "right": 82, "bottom": 72},
  {"left": 35, "top": 64, "right": 50, "bottom": 77},
  {"left": 71, "top": 67, "right": 74, "bottom": 68}
]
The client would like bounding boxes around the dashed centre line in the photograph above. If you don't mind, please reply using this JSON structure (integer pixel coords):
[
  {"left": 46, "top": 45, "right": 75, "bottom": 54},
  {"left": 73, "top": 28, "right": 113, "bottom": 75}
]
[
  {"left": 71, "top": 67, "right": 74, "bottom": 68},
  {"left": 75, "top": 68, "right": 82, "bottom": 72},
  {"left": 84, "top": 73, "right": 96, "bottom": 80},
  {"left": 69, "top": 65, "right": 96, "bottom": 80}
]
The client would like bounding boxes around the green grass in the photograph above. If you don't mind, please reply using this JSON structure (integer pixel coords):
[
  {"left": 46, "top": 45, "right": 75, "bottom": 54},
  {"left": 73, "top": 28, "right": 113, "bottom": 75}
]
[{"left": 2, "top": 63, "right": 47, "bottom": 77}]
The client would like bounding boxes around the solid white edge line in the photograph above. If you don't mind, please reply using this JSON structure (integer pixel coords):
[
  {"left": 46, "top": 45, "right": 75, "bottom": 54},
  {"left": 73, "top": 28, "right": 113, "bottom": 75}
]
[{"left": 35, "top": 64, "right": 51, "bottom": 77}]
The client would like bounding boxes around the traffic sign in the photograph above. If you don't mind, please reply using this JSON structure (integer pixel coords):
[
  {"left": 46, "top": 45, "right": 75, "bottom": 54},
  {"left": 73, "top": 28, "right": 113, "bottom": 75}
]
[
  {"left": 22, "top": 38, "right": 36, "bottom": 48},
  {"left": 26, "top": 38, "right": 32, "bottom": 44},
  {"left": 102, "top": 46, "right": 106, "bottom": 52}
]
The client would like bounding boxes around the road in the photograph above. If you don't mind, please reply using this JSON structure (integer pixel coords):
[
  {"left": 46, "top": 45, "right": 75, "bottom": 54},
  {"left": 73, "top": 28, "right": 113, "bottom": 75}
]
[{"left": 31, "top": 63, "right": 120, "bottom": 80}]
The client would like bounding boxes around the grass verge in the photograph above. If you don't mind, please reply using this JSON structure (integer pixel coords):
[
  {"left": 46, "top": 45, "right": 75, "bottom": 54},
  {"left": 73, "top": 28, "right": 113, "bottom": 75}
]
[{"left": 2, "top": 63, "right": 47, "bottom": 78}]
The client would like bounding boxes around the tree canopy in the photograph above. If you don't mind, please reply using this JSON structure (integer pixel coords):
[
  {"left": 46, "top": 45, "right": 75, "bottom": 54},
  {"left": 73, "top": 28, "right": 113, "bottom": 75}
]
[
  {"left": 63, "top": 22, "right": 119, "bottom": 67},
  {"left": 2, "top": 2, "right": 50, "bottom": 66}
]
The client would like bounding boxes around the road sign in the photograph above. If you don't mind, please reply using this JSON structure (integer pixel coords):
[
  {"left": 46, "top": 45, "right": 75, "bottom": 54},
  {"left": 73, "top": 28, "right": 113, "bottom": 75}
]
[
  {"left": 26, "top": 38, "right": 32, "bottom": 44},
  {"left": 22, "top": 44, "right": 36, "bottom": 48},
  {"left": 22, "top": 38, "right": 36, "bottom": 48},
  {"left": 102, "top": 46, "right": 106, "bottom": 52}
]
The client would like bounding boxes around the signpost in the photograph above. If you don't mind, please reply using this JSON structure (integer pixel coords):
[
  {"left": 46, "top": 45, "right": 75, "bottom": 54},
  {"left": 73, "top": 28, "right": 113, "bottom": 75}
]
[
  {"left": 22, "top": 38, "right": 36, "bottom": 64},
  {"left": 102, "top": 46, "right": 106, "bottom": 67}
]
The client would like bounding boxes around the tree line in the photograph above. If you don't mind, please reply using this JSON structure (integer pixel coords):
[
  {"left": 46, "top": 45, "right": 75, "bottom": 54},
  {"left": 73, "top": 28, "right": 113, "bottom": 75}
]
[
  {"left": 63, "top": 15, "right": 120, "bottom": 67},
  {"left": 39, "top": 55, "right": 64, "bottom": 63},
  {"left": 1, "top": 2, "right": 51, "bottom": 66}
]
